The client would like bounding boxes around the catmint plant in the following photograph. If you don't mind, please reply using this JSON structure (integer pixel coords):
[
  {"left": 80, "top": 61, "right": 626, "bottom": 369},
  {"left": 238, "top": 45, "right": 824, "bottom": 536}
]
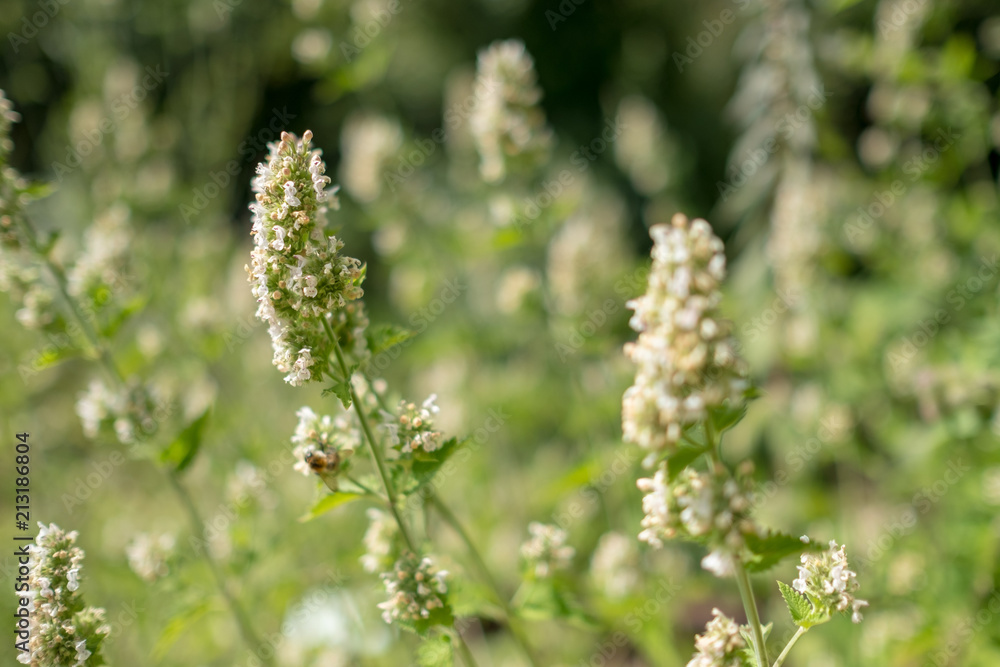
[
  {"left": 16, "top": 524, "right": 109, "bottom": 667},
  {"left": 622, "top": 213, "right": 867, "bottom": 667},
  {"left": 470, "top": 39, "right": 552, "bottom": 183},
  {"left": 1, "top": 89, "right": 275, "bottom": 667},
  {"left": 249, "top": 130, "right": 541, "bottom": 665}
]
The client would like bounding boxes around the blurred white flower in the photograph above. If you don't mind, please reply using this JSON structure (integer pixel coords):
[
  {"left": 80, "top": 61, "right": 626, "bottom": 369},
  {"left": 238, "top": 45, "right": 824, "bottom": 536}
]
[
  {"left": 377, "top": 553, "right": 449, "bottom": 625},
  {"left": 125, "top": 533, "right": 175, "bottom": 582},
  {"left": 470, "top": 39, "right": 551, "bottom": 182},
  {"left": 589, "top": 531, "right": 639, "bottom": 598},
  {"left": 339, "top": 112, "right": 402, "bottom": 203},
  {"left": 520, "top": 522, "right": 574, "bottom": 578}
]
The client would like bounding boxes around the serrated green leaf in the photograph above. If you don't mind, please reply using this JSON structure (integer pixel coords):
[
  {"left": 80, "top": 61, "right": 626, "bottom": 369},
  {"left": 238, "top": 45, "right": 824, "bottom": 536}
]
[
  {"left": 778, "top": 581, "right": 813, "bottom": 625},
  {"left": 665, "top": 444, "right": 708, "bottom": 482},
  {"left": 400, "top": 603, "right": 454, "bottom": 636},
  {"left": 366, "top": 323, "right": 415, "bottom": 356},
  {"left": 322, "top": 379, "right": 353, "bottom": 409},
  {"left": 99, "top": 296, "right": 146, "bottom": 338},
  {"left": 778, "top": 581, "right": 829, "bottom": 628},
  {"left": 709, "top": 402, "right": 747, "bottom": 435},
  {"left": 298, "top": 492, "right": 362, "bottom": 522},
  {"left": 411, "top": 437, "right": 467, "bottom": 487},
  {"left": 417, "top": 634, "right": 454, "bottom": 667},
  {"left": 159, "top": 409, "right": 210, "bottom": 473},
  {"left": 743, "top": 531, "right": 807, "bottom": 573}
]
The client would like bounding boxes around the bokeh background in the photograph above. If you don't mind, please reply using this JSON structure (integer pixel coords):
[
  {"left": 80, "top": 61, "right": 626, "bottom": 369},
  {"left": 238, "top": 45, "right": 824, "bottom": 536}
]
[{"left": 2, "top": 0, "right": 1000, "bottom": 665}]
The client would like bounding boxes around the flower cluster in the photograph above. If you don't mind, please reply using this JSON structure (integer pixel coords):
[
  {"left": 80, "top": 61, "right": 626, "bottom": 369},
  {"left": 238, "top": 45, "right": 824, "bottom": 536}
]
[
  {"left": 623, "top": 213, "right": 748, "bottom": 461},
  {"left": 520, "top": 522, "right": 574, "bottom": 578},
  {"left": 636, "top": 466, "right": 755, "bottom": 576},
  {"left": 76, "top": 377, "right": 161, "bottom": 446},
  {"left": 0, "top": 88, "right": 26, "bottom": 249},
  {"left": 339, "top": 112, "right": 403, "bottom": 203},
  {"left": 384, "top": 395, "right": 443, "bottom": 456},
  {"left": 470, "top": 39, "right": 552, "bottom": 182},
  {"left": 16, "top": 523, "right": 109, "bottom": 667},
  {"left": 792, "top": 540, "right": 868, "bottom": 623},
  {"left": 377, "top": 552, "right": 449, "bottom": 626},
  {"left": 125, "top": 533, "right": 175, "bottom": 583},
  {"left": 66, "top": 203, "right": 131, "bottom": 302},
  {"left": 291, "top": 406, "right": 358, "bottom": 485},
  {"left": 361, "top": 508, "right": 398, "bottom": 574},
  {"left": 246, "top": 130, "right": 365, "bottom": 386},
  {"left": 686, "top": 609, "right": 747, "bottom": 667},
  {"left": 589, "top": 531, "right": 639, "bottom": 599}
]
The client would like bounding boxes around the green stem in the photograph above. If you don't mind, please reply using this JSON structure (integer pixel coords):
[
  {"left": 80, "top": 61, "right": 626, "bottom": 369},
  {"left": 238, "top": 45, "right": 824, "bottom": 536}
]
[
  {"left": 345, "top": 474, "right": 381, "bottom": 498},
  {"left": 429, "top": 492, "right": 541, "bottom": 667},
  {"left": 168, "top": 472, "right": 274, "bottom": 667},
  {"left": 15, "top": 216, "right": 123, "bottom": 386},
  {"left": 772, "top": 626, "right": 808, "bottom": 667},
  {"left": 734, "top": 558, "right": 769, "bottom": 667},
  {"left": 453, "top": 629, "right": 479, "bottom": 667},
  {"left": 704, "top": 417, "right": 767, "bottom": 667},
  {"left": 16, "top": 214, "right": 272, "bottom": 665},
  {"left": 322, "top": 317, "right": 416, "bottom": 552}
]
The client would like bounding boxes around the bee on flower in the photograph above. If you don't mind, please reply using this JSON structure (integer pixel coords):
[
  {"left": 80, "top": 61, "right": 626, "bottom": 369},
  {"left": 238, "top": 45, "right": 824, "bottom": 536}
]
[{"left": 291, "top": 406, "right": 359, "bottom": 487}]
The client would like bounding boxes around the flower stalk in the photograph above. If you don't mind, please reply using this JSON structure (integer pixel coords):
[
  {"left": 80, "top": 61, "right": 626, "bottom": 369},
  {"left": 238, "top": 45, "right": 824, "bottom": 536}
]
[{"left": 323, "top": 317, "right": 416, "bottom": 552}]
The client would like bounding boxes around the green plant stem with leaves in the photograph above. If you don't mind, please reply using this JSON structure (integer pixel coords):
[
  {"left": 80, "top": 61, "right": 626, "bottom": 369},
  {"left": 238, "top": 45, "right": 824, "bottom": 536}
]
[
  {"left": 428, "top": 492, "right": 541, "bottom": 667},
  {"left": 322, "top": 317, "right": 416, "bottom": 552},
  {"left": 705, "top": 418, "right": 769, "bottom": 667},
  {"left": 323, "top": 321, "right": 541, "bottom": 666},
  {"left": 15, "top": 214, "right": 276, "bottom": 667}
]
